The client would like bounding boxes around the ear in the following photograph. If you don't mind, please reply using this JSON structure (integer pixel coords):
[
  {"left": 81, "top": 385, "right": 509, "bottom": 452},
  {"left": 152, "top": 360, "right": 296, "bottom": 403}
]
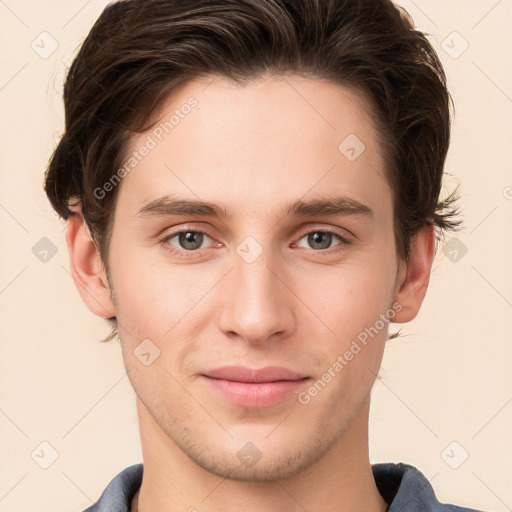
[
  {"left": 391, "top": 225, "right": 435, "bottom": 323},
  {"left": 65, "top": 206, "right": 116, "bottom": 319}
]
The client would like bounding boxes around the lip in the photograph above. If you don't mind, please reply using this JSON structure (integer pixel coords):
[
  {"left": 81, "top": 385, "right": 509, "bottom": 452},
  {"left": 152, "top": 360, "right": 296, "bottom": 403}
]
[{"left": 200, "top": 366, "right": 310, "bottom": 408}]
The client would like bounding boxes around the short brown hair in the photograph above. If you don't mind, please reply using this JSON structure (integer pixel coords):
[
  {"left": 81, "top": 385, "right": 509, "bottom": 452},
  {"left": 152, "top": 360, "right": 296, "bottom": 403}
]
[{"left": 44, "top": 0, "right": 460, "bottom": 339}]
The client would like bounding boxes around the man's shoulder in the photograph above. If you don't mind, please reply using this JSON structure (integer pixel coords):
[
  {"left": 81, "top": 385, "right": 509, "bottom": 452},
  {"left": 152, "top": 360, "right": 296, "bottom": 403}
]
[
  {"left": 372, "top": 461, "right": 489, "bottom": 512},
  {"left": 82, "top": 463, "right": 143, "bottom": 512}
]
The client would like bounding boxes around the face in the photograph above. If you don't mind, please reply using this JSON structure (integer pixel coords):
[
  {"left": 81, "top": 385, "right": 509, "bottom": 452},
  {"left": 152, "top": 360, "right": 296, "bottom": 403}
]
[{"left": 106, "top": 74, "right": 402, "bottom": 481}]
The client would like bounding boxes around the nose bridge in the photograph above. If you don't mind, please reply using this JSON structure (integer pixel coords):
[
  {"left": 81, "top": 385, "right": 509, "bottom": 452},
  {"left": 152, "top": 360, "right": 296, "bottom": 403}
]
[{"left": 218, "top": 239, "right": 294, "bottom": 343}]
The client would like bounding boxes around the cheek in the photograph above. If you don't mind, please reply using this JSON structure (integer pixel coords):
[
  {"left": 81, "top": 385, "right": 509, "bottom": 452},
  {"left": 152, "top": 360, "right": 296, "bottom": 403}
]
[
  {"left": 302, "top": 267, "right": 393, "bottom": 411},
  {"left": 307, "top": 258, "right": 397, "bottom": 331},
  {"left": 109, "top": 249, "right": 210, "bottom": 337},
  {"left": 303, "top": 252, "right": 398, "bottom": 381}
]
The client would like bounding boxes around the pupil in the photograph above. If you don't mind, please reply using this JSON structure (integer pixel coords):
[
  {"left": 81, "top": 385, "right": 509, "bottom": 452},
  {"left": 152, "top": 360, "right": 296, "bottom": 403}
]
[
  {"left": 180, "top": 231, "right": 203, "bottom": 250},
  {"left": 309, "top": 232, "right": 331, "bottom": 250}
]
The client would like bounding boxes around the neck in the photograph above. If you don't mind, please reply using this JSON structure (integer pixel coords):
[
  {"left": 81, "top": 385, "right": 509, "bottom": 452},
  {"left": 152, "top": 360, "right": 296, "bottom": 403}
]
[{"left": 132, "top": 397, "right": 387, "bottom": 512}]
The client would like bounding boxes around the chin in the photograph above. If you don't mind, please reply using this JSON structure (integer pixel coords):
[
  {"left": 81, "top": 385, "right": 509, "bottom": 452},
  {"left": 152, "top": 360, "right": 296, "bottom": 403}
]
[
  {"left": 173, "top": 422, "right": 338, "bottom": 483},
  {"left": 191, "top": 450, "right": 315, "bottom": 482}
]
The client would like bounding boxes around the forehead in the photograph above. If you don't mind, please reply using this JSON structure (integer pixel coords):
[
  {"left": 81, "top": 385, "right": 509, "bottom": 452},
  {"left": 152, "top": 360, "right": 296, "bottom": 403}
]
[{"left": 115, "top": 74, "right": 391, "bottom": 220}]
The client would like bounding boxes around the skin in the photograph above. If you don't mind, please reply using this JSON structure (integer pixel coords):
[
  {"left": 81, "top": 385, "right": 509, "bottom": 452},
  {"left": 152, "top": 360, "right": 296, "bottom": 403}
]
[{"left": 66, "top": 74, "right": 434, "bottom": 512}]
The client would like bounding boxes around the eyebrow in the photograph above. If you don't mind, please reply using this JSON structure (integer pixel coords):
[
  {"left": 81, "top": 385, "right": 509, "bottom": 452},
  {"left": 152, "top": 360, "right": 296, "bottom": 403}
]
[{"left": 135, "top": 195, "right": 374, "bottom": 220}]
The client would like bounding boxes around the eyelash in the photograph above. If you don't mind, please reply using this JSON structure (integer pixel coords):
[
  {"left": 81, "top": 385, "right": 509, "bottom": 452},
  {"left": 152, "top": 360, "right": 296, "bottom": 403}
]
[{"left": 159, "top": 226, "right": 352, "bottom": 258}]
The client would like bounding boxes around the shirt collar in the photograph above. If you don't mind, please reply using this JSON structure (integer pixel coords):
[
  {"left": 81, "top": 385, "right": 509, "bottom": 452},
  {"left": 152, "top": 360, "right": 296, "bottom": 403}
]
[{"left": 83, "top": 461, "right": 479, "bottom": 512}]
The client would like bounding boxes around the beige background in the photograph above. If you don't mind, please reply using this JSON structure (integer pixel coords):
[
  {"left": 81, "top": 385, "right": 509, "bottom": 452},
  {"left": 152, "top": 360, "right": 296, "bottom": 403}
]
[{"left": 1, "top": 0, "right": 511, "bottom": 510}]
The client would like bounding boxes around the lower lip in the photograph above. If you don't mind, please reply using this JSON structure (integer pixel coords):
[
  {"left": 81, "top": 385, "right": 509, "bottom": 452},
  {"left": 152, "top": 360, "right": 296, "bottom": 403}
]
[{"left": 201, "top": 376, "right": 310, "bottom": 408}]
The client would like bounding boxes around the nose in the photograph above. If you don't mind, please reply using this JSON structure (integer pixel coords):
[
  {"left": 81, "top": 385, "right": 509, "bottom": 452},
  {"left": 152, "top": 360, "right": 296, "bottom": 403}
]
[{"left": 217, "top": 243, "right": 296, "bottom": 345}]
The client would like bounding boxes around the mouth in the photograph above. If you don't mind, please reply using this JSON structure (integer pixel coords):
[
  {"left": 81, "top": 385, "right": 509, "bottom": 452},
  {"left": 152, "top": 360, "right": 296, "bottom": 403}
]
[{"left": 200, "top": 366, "right": 311, "bottom": 408}]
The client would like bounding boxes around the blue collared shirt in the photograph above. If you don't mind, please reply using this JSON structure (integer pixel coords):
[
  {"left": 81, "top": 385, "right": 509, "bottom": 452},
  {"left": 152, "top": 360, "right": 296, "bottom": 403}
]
[{"left": 83, "top": 462, "right": 486, "bottom": 512}]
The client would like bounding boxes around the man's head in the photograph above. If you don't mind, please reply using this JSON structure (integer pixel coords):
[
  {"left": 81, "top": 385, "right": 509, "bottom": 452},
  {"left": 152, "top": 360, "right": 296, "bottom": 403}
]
[{"left": 44, "top": 0, "right": 459, "bottom": 483}]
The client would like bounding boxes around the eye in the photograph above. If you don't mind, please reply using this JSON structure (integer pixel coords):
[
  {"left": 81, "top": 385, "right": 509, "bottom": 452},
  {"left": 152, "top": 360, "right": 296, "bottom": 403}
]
[
  {"left": 295, "top": 229, "right": 351, "bottom": 252},
  {"left": 160, "top": 229, "right": 216, "bottom": 254},
  {"left": 159, "top": 226, "right": 352, "bottom": 258}
]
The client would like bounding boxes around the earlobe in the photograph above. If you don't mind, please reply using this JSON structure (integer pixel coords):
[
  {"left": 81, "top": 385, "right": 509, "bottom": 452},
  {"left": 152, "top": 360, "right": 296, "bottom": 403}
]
[
  {"left": 392, "top": 225, "right": 435, "bottom": 324},
  {"left": 65, "top": 207, "right": 116, "bottom": 319}
]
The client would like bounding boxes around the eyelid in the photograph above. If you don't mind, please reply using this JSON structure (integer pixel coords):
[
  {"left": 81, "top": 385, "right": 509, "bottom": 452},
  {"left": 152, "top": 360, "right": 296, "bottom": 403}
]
[
  {"left": 293, "top": 224, "right": 353, "bottom": 244},
  {"left": 159, "top": 226, "right": 219, "bottom": 247}
]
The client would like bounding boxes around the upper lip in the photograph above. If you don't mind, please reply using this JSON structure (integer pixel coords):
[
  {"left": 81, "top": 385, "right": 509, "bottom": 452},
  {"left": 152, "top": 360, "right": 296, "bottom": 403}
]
[{"left": 203, "top": 366, "right": 309, "bottom": 383}]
